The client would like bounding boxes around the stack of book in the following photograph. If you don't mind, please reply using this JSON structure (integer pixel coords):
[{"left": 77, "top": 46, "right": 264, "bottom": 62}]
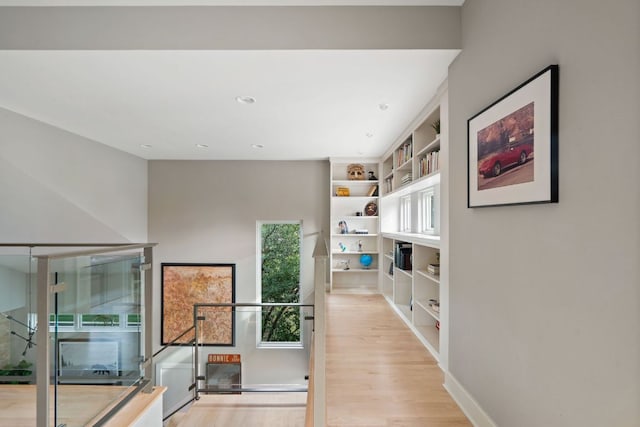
[
  {"left": 427, "top": 263, "right": 440, "bottom": 275},
  {"left": 401, "top": 172, "right": 412, "bottom": 185}
]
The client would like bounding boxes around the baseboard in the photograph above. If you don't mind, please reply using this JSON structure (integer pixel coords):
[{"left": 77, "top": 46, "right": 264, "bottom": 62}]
[{"left": 444, "top": 371, "right": 497, "bottom": 427}]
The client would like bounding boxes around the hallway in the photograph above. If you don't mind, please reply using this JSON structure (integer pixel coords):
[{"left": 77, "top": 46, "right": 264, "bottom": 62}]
[{"left": 326, "top": 293, "right": 471, "bottom": 427}]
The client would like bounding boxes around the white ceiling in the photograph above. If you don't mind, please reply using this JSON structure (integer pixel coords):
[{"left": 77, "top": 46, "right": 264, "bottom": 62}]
[
  {"left": 0, "top": 49, "right": 458, "bottom": 160},
  {"left": 0, "top": 2, "right": 462, "bottom": 160}
]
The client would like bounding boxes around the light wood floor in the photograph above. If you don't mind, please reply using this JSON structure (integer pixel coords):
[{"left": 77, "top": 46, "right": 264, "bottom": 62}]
[
  {"left": 168, "top": 392, "right": 307, "bottom": 427},
  {"left": 0, "top": 384, "right": 164, "bottom": 427},
  {"left": 326, "top": 292, "right": 471, "bottom": 427}
]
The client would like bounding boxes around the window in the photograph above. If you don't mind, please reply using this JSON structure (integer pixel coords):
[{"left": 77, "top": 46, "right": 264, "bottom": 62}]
[
  {"left": 47, "top": 312, "right": 140, "bottom": 331},
  {"left": 419, "top": 188, "right": 436, "bottom": 234},
  {"left": 49, "top": 313, "right": 75, "bottom": 327},
  {"left": 126, "top": 313, "right": 141, "bottom": 327},
  {"left": 80, "top": 314, "right": 120, "bottom": 327},
  {"left": 400, "top": 195, "right": 412, "bottom": 232},
  {"left": 258, "top": 221, "right": 302, "bottom": 345}
]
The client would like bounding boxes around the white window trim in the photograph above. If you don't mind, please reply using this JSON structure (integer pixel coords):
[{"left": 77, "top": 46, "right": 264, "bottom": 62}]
[
  {"left": 399, "top": 195, "right": 412, "bottom": 233},
  {"left": 256, "top": 220, "right": 303, "bottom": 349},
  {"left": 419, "top": 187, "right": 437, "bottom": 235}
]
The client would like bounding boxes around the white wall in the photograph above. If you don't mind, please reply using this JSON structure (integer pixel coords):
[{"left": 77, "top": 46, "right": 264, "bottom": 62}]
[
  {"left": 0, "top": 265, "right": 27, "bottom": 367},
  {"left": 148, "top": 160, "right": 329, "bottom": 389},
  {"left": 447, "top": 0, "right": 640, "bottom": 426},
  {"left": 0, "top": 107, "right": 148, "bottom": 243},
  {"left": 0, "top": 265, "right": 26, "bottom": 313}
]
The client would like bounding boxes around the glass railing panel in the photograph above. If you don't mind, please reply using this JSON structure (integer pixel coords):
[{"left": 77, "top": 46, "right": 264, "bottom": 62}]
[
  {"left": 51, "top": 252, "right": 145, "bottom": 427},
  {"left": 0, "top": 251, "right": 37, "bottom": 390}
]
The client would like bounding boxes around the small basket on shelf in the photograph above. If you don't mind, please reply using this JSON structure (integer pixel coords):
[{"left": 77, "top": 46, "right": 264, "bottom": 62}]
[{"left": 335, "top": 187, "right": 350, "bottom": 197}]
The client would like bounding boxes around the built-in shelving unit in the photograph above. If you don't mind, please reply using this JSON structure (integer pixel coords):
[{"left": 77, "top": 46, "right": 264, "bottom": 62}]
[
  {"left": 383, "top": 236, "right": 441, "bottom": 356},
  {"left": 378, "top": 82, "right": 449, "bottom": 367},
  {"left": 329, "top": 159, "right": 380, "bottom": 292},
  {"left": 382, "top": 106, "right": 441, "bottom": 197}
]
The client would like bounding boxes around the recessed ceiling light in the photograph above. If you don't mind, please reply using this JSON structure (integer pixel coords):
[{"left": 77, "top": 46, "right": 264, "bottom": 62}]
[
  {"left": 378, "top": 103, "right": 389, "bottom": 111},
  {"left": 236, "top": 96, "right": 256, "bottom": 105},
  {"left": 140, "top": 144, "right": 152, "bottom": 149},
  {"left": 251, "top": 144, "right": 264, "bottom": 149},
  {"left": 196, "top": 144, "right": 209, "bottom": 148}
]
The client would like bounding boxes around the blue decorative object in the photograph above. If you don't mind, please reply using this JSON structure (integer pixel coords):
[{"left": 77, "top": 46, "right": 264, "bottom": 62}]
[{"left": 359, "top": 254, "right": 373, "bottom": 269}]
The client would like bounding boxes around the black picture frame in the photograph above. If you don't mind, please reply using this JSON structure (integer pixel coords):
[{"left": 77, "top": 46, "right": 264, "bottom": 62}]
[
  {"left": 468, "top": 65, "right": 558, "bottom": 208},
  {"left": 161, "top": 263, "right": 236, "bottom": 346}
]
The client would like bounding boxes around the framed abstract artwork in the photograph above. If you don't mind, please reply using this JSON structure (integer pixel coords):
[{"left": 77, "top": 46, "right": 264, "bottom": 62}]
[
  {"left": 468, "top": 65, "right": 559, "bottom": 208},
  {"left": 161, "top": 263, "right": 235, "bottom": 346}
]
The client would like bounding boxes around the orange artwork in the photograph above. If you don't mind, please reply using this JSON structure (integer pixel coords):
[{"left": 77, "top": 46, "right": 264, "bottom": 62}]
[{"left": 161, "top": 264, "right": 235, "bottom": 345}]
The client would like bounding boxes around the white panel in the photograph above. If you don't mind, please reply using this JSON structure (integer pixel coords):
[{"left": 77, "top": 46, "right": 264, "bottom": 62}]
[{"left": 155, "top": 362, "right": 193, "bottom": 416}]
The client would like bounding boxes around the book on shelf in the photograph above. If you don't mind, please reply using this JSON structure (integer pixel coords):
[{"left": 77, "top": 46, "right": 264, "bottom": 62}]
[
  {"left": 419, "top": 150, "right": 440, "bottom": 178},
  {"left": 396, "top": 138, "right": 413, "bottom": 167},
  {"left": 395, "top": 243, "right": 412, "bottom": 271},
  {"left": 385, "top": 178, "right": 393, "bottom": 193},
  {"left": 367, "top": 184, "right": 378, "bottom": 197}
]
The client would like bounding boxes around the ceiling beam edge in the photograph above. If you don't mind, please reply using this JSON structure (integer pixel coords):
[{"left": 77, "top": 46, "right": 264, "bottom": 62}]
[{"left": 0, "top": 6, "right": 461, "bottom": 50}]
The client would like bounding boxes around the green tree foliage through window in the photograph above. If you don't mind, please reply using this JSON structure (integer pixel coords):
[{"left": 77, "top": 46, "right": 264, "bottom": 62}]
[{"left": 260, "top": 222, "right": 301, "bottom": 342}]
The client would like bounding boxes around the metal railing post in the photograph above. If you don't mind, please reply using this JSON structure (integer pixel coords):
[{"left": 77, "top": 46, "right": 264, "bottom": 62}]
[
  {"left": 194, "top": 304, "right": 200, "bottom": 401},
  {"left": 36, "top": 256, "right": 50, "bottom": 427},
  {"left": 143, "top": 245, "right": 154, "bottom": 392}
]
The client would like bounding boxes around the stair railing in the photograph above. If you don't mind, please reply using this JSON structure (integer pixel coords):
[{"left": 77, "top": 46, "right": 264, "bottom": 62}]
[{"left": 192, "top": 302, "right": 314, "bottom": 399}]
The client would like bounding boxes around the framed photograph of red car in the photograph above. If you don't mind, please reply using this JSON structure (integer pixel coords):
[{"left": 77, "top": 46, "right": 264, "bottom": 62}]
[{"left": 468, "top": 65, "right": 558, "bottom": 208}]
